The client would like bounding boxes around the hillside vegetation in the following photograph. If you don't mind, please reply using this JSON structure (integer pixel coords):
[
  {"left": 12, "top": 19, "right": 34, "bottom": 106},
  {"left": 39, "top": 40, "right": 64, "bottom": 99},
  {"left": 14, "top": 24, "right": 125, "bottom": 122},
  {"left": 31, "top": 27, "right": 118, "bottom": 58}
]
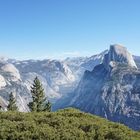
[{"left": 0, "top": 108, "right": 140, "bottom": 140}]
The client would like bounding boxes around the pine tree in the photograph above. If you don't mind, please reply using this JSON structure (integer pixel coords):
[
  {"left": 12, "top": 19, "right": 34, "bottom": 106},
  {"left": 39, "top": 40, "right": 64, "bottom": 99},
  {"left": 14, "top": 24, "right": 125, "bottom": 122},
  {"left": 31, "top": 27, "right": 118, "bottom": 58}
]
[
  {"left": 28, "top": 77, "right": 51, "bottom": 112},
  {"left": 7, "top": 92, "right": 18, "bottom": 111}
]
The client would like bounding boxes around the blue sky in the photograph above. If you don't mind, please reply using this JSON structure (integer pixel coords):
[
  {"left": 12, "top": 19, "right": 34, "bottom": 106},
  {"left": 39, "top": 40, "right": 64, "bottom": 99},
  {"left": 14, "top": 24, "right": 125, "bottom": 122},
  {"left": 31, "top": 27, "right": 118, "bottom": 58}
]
[{"left": 0, "top": 0, "right": 140, "bottom": 60}]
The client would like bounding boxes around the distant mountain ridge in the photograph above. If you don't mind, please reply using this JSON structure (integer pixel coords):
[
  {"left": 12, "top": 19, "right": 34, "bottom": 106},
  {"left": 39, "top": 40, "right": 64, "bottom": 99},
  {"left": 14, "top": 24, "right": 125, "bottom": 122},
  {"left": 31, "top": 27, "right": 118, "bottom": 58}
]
[{"left": 0, "top": 50, "right": 108, "bottom": 111}]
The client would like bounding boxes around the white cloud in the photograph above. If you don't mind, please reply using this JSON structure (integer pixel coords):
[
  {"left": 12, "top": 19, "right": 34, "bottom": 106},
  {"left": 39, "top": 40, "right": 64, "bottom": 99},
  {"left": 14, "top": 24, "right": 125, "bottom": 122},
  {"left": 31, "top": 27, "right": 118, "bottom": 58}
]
[{"left": 42, "top": 51, "right": 93, "bottom": 60}]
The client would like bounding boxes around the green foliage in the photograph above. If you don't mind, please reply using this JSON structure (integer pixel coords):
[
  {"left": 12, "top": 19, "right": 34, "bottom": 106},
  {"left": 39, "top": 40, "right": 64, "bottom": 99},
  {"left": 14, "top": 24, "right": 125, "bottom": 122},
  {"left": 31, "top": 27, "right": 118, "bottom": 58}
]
[
  {"left": 7, "top": 92, "right": 18, "bottom": 111},
  {"left": 28, "top": 77, "right": 51, "bottom": 112},
  {"left": 0, "top": 108, "right": 140, "bottom": 140}
]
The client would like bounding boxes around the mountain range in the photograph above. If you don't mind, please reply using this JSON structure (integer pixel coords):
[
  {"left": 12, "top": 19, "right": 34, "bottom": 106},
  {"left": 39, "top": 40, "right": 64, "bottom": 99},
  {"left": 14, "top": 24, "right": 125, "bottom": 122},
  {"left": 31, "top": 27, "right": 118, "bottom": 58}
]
[
  {"left": 0, "top": 50, "right": 107, "bottom": 111},
  {"left": 0, "top": 44, "right": 140, "bottom": 130}
]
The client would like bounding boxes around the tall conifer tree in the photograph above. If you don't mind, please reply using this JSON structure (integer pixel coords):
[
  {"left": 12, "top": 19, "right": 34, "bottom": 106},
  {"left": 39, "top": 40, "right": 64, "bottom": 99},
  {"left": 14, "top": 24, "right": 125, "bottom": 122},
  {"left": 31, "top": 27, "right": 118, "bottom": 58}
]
[{"left": 28, "top": 77, "right": 51, "bottom": 112}]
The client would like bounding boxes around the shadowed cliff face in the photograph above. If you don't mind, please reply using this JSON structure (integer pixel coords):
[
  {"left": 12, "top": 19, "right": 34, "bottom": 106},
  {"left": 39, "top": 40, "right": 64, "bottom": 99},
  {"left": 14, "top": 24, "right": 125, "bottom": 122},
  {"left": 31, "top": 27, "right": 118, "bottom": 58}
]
[{"left": 67, "top": 45, "right": 140, "bottom": 130}]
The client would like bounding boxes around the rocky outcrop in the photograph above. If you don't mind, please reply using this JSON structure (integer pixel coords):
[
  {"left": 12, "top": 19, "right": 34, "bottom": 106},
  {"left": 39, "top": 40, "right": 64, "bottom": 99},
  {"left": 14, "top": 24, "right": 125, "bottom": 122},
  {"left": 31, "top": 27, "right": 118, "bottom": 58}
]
[
  {"left": 1, "top": 63, "right": 21, "bottom": 81},
  {"left": 103, "top": 44, "right": 137, "bottom": 71}
]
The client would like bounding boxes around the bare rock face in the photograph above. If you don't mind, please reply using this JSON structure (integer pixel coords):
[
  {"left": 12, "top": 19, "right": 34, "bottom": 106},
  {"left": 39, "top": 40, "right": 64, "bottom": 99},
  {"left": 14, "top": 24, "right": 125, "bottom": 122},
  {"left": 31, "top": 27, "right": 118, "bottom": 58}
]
[
  {"left": 1, "top": 63, "right": 21, "bottom": 81},
  {"left": 103, "top": 44, "right": 137, "bottom": 70}
]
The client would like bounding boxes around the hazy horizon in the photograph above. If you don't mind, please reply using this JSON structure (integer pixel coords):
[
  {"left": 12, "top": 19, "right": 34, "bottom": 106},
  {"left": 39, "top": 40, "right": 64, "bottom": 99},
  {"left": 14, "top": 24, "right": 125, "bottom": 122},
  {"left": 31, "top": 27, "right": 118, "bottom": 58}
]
[{"left": 0, "top": 0, "right": 140, "bottom": 59}]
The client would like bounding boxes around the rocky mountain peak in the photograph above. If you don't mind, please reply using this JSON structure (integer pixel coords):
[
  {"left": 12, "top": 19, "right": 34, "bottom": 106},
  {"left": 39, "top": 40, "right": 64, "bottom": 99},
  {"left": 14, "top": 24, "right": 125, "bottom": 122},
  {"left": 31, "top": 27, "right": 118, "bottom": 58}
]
[{"left": 103, "top": 44, "right": 137, "bottom": 70}]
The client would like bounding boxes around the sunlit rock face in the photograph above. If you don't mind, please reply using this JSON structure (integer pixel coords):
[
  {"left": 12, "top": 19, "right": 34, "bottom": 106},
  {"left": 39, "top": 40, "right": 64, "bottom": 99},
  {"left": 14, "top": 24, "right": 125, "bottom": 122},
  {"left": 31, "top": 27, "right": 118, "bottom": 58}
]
[
  {"left": 0, "top": 75, "right": 6, "bottom": 89},
  {"left": 1, "top": 63, "right": 21, "bottom": 81},
  {"left": 103, "top": 44, "right": 137, "bottom": 71}
]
